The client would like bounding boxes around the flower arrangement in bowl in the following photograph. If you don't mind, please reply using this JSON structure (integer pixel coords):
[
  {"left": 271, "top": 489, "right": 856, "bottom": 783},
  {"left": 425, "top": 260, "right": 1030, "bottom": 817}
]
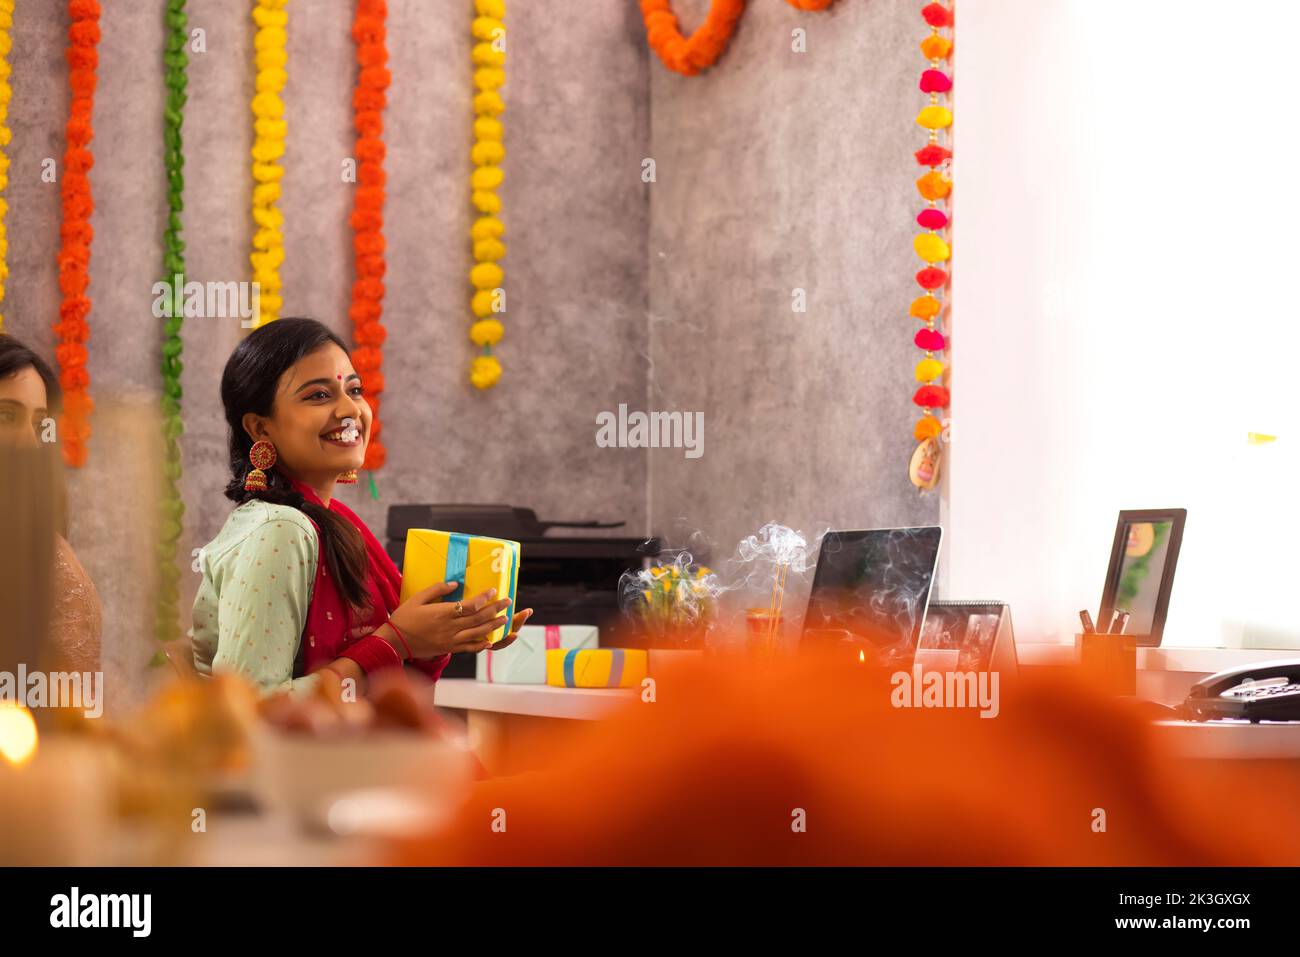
[{"left": 619, "top": 555, "right": 720, "bottom": 648}]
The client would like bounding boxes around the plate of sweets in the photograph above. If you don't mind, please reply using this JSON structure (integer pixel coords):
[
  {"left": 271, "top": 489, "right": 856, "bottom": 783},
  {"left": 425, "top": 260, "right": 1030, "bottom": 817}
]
[{"left": 252, "top": 669, "right": 474, "bottom": 832}]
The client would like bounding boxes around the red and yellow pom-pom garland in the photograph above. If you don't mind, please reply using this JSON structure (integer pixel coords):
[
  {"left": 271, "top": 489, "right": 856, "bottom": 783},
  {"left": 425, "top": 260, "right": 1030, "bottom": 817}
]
[
  {"left": 54, "top": 0, "right": 101, "bottom": 468},
  {"left": 909, "top": 2, "right": 953, "bottom": 482},
  {"left": 469, "top": 0, "right": 506, "bottom": 390},
  {"left": 349, "top": 0, "right": 389, "bottom": 468}
]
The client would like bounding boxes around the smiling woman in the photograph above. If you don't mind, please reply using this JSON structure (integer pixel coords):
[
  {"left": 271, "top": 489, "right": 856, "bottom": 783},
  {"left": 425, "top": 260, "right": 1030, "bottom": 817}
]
[{"left": 191, "top": 318, "right": 532, "bottom": 699}]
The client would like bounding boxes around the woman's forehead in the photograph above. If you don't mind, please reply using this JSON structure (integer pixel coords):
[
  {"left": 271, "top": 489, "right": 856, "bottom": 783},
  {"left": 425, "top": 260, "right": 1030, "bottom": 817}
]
[
  {"left": 278, "top": 344, "right": 355, "bottom": 391},
  {"left": 0, "top": 367, "right": 48, "bottom": 408}
]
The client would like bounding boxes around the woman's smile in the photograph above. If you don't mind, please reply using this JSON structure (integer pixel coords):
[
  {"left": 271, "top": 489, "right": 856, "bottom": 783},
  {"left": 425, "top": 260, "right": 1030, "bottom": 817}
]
[{"left": 321, "top": 417, "right": 363, "bottom": 448}]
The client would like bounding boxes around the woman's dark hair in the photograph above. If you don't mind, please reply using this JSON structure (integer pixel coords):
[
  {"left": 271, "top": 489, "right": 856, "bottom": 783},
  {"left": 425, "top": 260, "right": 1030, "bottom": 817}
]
[
  {"left": 221, "top": 317, "right": 371, "bottom": 614},
  {"left": 0, "top": 333, "right": 62, "bottom": 413}
]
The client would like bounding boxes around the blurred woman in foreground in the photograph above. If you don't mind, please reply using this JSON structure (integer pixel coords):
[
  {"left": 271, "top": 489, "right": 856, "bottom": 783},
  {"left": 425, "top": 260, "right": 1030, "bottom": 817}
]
[{"left": 0, "top": 333, "right": 100, "bottom": 673}]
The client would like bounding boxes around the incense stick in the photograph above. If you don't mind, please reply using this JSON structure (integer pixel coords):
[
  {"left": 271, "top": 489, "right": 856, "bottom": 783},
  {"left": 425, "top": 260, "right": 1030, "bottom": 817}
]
[
  {"left": 772, "top": 563, "right": 789, "bottom": 648},
  {"left": 765, "top": 568, "right": 780, "bottom": 652},
  {"left": 766, "top": 561, "right": 791, "bottom": 653}
]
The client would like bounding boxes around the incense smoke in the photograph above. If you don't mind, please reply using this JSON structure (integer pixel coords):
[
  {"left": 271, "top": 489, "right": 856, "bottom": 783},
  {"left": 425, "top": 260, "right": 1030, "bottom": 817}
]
[{"left": 620, "top": 521, "right": 832, "bottom": 649}]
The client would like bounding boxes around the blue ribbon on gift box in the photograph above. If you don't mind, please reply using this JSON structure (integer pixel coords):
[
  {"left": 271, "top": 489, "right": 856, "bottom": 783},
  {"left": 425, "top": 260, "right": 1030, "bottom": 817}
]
[
  {"left": 445, "top": 533, "right": 469, "bottom": 602},
  {"left": 563, "top": 648, "right": 624, "bottom": 687}
]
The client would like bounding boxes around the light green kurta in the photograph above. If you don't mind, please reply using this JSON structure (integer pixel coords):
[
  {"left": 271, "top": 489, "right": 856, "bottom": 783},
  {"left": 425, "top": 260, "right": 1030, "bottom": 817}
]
[{"left": 191, "top": 500, "right": 324, "bottom": 695}]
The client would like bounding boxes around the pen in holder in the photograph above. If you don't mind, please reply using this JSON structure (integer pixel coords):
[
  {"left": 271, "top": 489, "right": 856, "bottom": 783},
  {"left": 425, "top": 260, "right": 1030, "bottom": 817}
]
[{"left": 1076, "top": 631, "right": 1137, "bottom": 696}]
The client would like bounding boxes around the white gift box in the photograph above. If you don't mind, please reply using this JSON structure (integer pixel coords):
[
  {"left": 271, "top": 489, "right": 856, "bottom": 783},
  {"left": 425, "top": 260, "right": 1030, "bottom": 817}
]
[{"left": 476, "top": 624, "right": 599, "bottom": 684}]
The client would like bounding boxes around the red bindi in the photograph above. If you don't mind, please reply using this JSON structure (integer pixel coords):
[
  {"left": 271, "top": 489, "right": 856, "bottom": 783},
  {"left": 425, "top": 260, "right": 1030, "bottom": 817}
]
[{"left": 336, "top": 374, "right": 343, "bottom": 380}]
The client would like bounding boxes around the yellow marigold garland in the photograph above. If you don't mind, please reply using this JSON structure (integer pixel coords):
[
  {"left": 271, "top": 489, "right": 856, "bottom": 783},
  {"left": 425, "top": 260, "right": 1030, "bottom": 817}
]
[
  {"left": 0, "top": 0, "right": 11, "bottom": 331},
  {"left": 250, "top": 0, "right": 287, "bottom": 327},
  {"left": 469, "top": 0, "right": 506, "bottom": 389}
]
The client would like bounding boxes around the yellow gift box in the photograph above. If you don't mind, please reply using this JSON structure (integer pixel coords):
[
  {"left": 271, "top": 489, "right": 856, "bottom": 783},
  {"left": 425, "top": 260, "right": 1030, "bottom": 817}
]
[
  {"left": 546, "top": 648, "right": 647, "bottom": 688},
  {"left": 400, "top": 529, "right": 520, "bottom": 644}
]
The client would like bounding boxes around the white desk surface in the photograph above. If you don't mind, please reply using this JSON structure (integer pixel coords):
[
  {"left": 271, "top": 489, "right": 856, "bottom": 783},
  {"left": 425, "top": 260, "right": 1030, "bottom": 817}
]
[
  {"left": 1016, "top": 643, "right": 1298, "bottom": 673},
  {"left": 1153, "top": 720, "right": 1300, "bottom": 760},
  {"left": 436, "top": 646, "right": 1295, "bottom": 720},
  {"left": 434, "top": 657, "right": 1300, "bottom": 759},
  {"left": 433, "top": 678, "right": 633, "bottom": 720}
]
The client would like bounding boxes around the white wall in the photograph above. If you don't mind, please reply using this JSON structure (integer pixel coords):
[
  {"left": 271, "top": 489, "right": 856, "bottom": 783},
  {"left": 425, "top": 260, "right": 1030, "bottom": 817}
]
[{"left": 944, "top": 0, "right": 1300, "bottom": 648}]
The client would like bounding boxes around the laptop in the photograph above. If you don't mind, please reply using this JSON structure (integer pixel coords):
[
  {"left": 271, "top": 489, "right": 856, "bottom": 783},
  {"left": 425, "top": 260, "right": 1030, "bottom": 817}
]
[{"left": 800, "top": 526, "right": 943, "bottom": 666}]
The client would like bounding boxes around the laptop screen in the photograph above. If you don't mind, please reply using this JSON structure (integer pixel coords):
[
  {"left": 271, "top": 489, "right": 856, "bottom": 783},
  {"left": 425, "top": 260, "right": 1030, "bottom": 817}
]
[{"left": 800, "top": 527, "right": 942, "bottom": 665}]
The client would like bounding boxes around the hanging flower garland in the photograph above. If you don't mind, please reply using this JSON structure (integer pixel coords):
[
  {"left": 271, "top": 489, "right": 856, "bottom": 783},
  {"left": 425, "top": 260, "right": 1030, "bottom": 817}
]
[
  {"left": 54, "top": 0, "right": 101, "bottom": 469},
  {"left": 639, "top": 0, "right": 836, "bottom": 77},
  {"left": 908, "top": 1, "right": 953, "bottom": 491},
  {"left": 639, "top": 0, "right": 745, "bottom": 77},
  {"left": 250, "top": 0, "right": 288, "bottom": 327},
  {"left": 469, "top": 0, "right": 506, "bottom": 390},
  {"left": 349, "top": 0, "right": 389, "bottom": 473},
  {"left": 0, "top": 0, "right": 12, "bottom": 332},
  {"left": 154, "top": 0, "right": 189, "bottom": 653}
]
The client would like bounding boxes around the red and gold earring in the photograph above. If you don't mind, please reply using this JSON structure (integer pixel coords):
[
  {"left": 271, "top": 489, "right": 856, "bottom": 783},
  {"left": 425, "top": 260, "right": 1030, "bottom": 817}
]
[
  {"left": 244, "top": 439, "right": 277, "bottom": 492},
  {"left": 338, "top": 469, "right": 359, "bottom": 484}
]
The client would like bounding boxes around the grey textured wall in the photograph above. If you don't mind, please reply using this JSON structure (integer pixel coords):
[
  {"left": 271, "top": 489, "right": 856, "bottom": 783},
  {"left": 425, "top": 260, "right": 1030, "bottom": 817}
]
[
  {"left": 6, "top": 0, "right": 932, "bottom": 710},
  {"left": 646, "top": 0, "right": 937, "bottom": 570}
]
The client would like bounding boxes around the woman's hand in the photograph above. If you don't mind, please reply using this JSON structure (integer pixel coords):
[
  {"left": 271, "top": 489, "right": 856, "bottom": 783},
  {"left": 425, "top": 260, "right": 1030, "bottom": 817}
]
[
  {"left": 380, "top": 581, "right": 531, "bottom": 659},
  {"left": 487, "top": 609, "right": 533, "bottom": 652}
]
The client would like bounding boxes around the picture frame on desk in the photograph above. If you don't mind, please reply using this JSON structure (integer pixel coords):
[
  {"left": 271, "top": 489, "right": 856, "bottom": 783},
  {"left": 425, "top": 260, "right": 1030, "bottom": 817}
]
[{"left": 1098, "top": 508, "right": 1187, "bottom": 648}]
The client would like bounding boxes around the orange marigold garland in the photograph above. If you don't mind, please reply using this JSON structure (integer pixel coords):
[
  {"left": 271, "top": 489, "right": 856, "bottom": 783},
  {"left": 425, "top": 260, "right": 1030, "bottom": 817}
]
[
  {"left": 54, "top": 0, "right": 101, "bottom": 469},
  {"left": 909, "top": 1, "right": 953, "bottom": 491},
  {"left": 349, "top": 0, "right": 389, "bottom": 476},
  {"left": 639, "top": 0, "right": 837, "bottom": 77},
  {"left": 639, "top": 0, "right": 745, "bottom": 76}
]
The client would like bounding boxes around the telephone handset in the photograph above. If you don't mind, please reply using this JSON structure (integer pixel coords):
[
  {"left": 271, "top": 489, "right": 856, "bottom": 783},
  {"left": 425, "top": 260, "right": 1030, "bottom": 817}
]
[{"left": 1183, "top": 659, "right": 1300, "bottom": 722}]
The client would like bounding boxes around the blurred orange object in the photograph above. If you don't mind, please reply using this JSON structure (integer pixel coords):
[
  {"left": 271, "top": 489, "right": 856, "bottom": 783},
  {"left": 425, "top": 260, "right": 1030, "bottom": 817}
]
[{"left": 390, "top": 645, "right": 1300, "bottom": 866}]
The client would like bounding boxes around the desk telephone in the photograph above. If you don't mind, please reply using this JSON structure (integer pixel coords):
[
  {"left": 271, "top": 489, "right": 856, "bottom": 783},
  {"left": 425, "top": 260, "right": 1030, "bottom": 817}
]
[{"left": 1183, "top": 659, "right": 1300, "bottom": 722}]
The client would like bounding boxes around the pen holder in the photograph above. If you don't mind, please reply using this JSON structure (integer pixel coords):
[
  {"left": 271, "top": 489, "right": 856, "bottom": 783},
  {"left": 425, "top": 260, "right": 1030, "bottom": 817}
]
[{"left": 1075, "top": 632, "right": 1137, "bottom": 696}]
